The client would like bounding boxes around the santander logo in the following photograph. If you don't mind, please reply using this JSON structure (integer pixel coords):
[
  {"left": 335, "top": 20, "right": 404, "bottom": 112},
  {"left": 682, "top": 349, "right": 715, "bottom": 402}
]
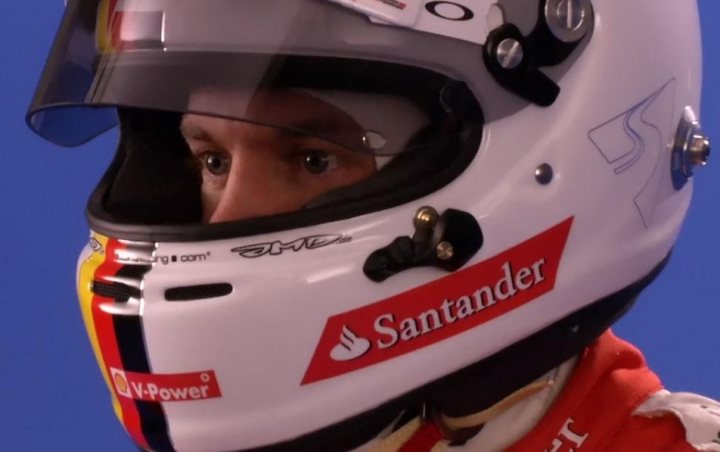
[
  {"left": 330, "top": 326, "right": 372, "bottom": 361},
  {"left": 302, "top": 218, "right": 573, "bottom": 385}
]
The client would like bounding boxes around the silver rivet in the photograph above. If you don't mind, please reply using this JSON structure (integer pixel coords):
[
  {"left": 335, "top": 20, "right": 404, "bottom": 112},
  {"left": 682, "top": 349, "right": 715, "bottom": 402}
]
[
  {"left": 670, "top": 106, "right": 710, "bottom": 190},
  {"left": 414, "top": 206, "right": 439, "bottom": 230},
  {"left": 545, "top": 0, "right": 591, "bottom": 43},
  {"left": 496, "top": 38, "right": 524, "bottom": 69},
  {"left": 436, "top": 241, "right": 455, "bottom": 261},
  {"left": 362, "top": 131, "right": 387, "bottom": 151},
  {"left": 688, "top": 134, "right": 711, "bottom": 167},
  {"left": 556, "top": 0, "right": 585, "bottom": 31},
  {"left": 535, "top": 163, "right": 554, "bottom": 185}
]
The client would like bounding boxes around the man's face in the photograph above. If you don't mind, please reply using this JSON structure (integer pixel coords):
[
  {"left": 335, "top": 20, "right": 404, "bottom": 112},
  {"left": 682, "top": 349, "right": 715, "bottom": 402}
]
[{"left": 180, "top": 89, "right": 378, "bottom": 223}]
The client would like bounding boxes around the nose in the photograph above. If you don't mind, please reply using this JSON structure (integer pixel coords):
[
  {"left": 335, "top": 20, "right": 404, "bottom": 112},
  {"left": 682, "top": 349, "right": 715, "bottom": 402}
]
[
  {"left": 206, "top": 150, "right": 289, "bottom": 224},
  {"left": 207, "top": 146, "right": 304, "bottom": 223}
]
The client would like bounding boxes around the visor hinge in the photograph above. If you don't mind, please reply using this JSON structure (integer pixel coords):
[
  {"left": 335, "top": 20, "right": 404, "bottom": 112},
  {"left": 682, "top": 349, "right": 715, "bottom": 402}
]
[
  {"left": 671, "top": 106, "right": 711, "bottom": 190},
  {"left": 485, "top": 0, "right": 594, "bottom": 106},
  {"left": 363, "top": 207, "right": 483, "bottom": 282}
]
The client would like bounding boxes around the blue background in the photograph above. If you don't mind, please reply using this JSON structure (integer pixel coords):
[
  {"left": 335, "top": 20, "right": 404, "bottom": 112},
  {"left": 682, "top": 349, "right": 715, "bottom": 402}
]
[{"left": 1, "top": 2, "right": 718, "bottom": 450}]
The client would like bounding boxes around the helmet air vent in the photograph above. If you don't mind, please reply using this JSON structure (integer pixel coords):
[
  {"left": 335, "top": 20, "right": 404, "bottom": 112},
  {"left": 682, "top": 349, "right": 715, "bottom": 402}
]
[
  {"left": 92, "top": 280, "right": 141, "bottom": 302},
  {"left": 165, "top": 284, "right": 234, "bottom": 302}
]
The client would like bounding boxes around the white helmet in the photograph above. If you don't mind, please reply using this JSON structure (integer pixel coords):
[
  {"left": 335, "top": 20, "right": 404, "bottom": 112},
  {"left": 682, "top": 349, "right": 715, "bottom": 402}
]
[{"left": 28, "top": 0, "right": 710, "bottom": 450}]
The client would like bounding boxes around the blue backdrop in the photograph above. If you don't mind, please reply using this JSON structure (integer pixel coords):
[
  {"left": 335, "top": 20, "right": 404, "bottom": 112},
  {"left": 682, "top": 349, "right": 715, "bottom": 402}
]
[{"left": 1, "top": 2, "right": 718, "bottom": 450}]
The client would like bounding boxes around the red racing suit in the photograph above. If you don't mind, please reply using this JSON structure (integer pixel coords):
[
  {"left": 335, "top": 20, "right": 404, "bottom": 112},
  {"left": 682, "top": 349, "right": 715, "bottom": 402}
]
[
  {"left": 505, "top": 331, "right": 720, "bottom": 451},
  {"left": 373, "top": 331, "right": 720, "bottom": 451}
]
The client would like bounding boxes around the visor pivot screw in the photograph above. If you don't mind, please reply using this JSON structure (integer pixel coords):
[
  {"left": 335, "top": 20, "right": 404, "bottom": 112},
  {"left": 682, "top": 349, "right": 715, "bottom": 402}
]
[
  {"left": 363, "top": 131, "right": 388, "bottom": 151},
  {"left": 535, "top": 163, "right": 555, "bottom": 185},
  {"left": 688, "top": 134, "right": 711, "bottom": 167},
  {"left": 414, "top": 206, "right": 440, "bottom": 230},
  {"left": 496, "top": 38, "right": 524, "bottom": 69},
  {"left": 545, "top": 0, "right": 591, "bottom": 43},
  {"left": 671, "top": 107, "right": 711, "bottom": 190},
  {"left": 555, "top": 0, "right": 585, "bottom": 32},
  {"left": 436, "top": 241, "right": 455, "bottom": 261}
]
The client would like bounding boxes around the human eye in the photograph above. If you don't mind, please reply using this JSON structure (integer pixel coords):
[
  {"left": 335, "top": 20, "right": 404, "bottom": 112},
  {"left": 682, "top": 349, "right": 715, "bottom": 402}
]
[
  {"left": 299, "top": 149, "right": 339, "bottom": 175},
  {"left": 197, "top": 149, "right": 231, "bottom": 177}
]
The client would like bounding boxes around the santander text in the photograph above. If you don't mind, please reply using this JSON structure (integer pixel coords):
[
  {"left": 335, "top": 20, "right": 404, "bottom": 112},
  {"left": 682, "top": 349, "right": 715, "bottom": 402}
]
[{"left": 375, "top": 259, "right": 545, "bottom": 349}]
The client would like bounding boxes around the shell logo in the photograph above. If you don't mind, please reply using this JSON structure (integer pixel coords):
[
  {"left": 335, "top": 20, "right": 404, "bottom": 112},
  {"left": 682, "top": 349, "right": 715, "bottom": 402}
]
[{"left": 114, "top": 372, "right": 129, "bottom": 394}]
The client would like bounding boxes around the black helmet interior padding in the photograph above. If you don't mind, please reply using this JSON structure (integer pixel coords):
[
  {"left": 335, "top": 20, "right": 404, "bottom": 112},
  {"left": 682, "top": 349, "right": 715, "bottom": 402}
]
[{"left": 102, "top": 108, "right": 202, "bottom": 224}]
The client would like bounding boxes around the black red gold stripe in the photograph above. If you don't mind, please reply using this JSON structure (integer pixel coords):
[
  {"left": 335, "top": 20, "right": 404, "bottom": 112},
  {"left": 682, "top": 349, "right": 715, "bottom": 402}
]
[{"left": 78, "top": 235, "right": 173, "bottom": 451}]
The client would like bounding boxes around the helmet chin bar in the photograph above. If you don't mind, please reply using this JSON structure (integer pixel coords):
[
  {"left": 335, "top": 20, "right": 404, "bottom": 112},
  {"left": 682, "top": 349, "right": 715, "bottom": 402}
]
[{"left": 212, "top": 254, "right": 668, "bottom": 452}]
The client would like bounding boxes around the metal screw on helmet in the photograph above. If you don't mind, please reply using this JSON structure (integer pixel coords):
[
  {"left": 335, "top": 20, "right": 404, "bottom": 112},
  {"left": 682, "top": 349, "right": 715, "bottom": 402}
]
[
  {"left": 688, "top": 134, "right": 711, "bottom": 167},
  {"left": 671, "top": 106, "right": 711, "bottom": 190},
  {"left": 495, "top": 38, "right": 524, "bottom": 69},
  {"left": 365, "top": 208, "right": 483, "bottom": 282},
  {"left": 535, "top": 163, "right": 555, "bottom": 185},
  {"left": 545, "top": 0, "right": 593, "bottom": 43},
  {"left": 436, "top": 241, "right": 455, "bottom": 261},
  {"left": 363, "top": 131, "right": 387, "bottom": 151},
  {"left": 414, "top": 206, "right": 439, "bottom": 230}
]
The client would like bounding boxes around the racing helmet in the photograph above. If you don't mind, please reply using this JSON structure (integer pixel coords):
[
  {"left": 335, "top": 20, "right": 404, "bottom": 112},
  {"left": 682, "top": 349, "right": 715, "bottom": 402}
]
[{"left": 28, "top": 0, "right": 711, "bottom": 450}]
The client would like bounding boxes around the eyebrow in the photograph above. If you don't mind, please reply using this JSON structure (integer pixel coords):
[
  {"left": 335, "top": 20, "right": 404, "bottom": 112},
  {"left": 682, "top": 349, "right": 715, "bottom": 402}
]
[
  {"left": 179, "top": 121, "right": 212, "bottom": 142},
  {"left": 179, "top": 118, "right": 297, "bottom": 147},
  {"left": 285, "top": 114, "right": 362, "bottom": 137},
  {"left": 180, "top": 114, "right": 362, "bottom": 143}
]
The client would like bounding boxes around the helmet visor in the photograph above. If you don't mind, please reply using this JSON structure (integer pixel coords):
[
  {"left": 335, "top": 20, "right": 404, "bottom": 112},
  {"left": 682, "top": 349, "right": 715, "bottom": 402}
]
[{"left": 28, "top": 0, "right": 474, "bottom": 156}]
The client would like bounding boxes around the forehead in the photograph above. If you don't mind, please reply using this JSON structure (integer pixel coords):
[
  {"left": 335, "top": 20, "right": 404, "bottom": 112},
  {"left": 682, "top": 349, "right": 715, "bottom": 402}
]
[
  {"left": 188, "top": 88, "right": 359, "bottom": 124},
  {"left": 184, "top": 88, "right": 365, "bottom": 142},
  {"left": 181, "top": 82, "right": 433, "bottom": 156}
]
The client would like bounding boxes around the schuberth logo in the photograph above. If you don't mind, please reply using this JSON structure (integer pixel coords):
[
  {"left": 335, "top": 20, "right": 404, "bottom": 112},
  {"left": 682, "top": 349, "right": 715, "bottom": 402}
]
[
  {"left": 110, "top": 368, "right": 222, "bottom": 402},
  {"left": 302, "top": 218, "right": 573, "bottom": 385}
]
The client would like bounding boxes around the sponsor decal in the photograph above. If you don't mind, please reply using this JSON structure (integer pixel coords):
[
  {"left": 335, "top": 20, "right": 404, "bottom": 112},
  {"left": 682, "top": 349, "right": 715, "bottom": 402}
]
[
  {"left": 232, "top": 234, "right": 351, "bottom": 258},
  {"left": 302, "top": 218, "right": 573, "bottom": 385},
  {"left": 375, "top": 0, "right": 407, "bottom": 10},
  {"left": 425, "top": 1, "right": 475, "bottom": 21},
  {"left": 331, "top": 326, "right": 372, "bottom": 362},
  {"left": 331, "top": 0, "right": 486, "bottom": 45},
  {"left": 115, "top": 251, "right": 211, "bottom": 266},
  {"left": 89, "top": 237, "right": 104, "bottom": 254},
  {"left": 588, "top": 79, "right": 676, "bottom": 228},
  {"left": 110, "top": 368, "right": 222, "bottom": 402},
  {"left": 546, "top": 418, "right": 589, "bottom": 452},
  {"left": 154, "top": 252, "right": 211, "bottom": 265}
]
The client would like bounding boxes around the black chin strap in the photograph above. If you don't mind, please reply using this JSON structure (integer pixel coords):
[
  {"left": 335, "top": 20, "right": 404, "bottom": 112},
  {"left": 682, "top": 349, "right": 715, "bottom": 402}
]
[{"left": 236, "top": 255, "right": 669, "bottom": 452}]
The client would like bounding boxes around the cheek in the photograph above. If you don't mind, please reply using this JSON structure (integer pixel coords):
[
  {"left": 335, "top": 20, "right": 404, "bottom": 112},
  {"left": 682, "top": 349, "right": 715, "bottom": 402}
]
[
  {"left": 294, "top": 162, "right": 376, "bottom": 204},
  {"left": 201, "top": 188, "right": 223, "bottom": 221},
  {"left": 336, "top": 158, "right": 377, "bottom": 187},
  {"left": 351, "top": 159, "right": 378, "bottom": 180}
]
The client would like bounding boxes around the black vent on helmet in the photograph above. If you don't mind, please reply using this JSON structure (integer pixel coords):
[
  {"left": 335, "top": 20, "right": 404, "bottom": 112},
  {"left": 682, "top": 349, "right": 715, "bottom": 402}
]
[{"left": 165, "top": 283, "right": 233, "bottom": 302}]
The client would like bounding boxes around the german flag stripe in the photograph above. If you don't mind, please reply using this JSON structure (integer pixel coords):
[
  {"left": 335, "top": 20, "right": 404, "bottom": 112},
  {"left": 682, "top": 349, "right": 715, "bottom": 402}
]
[
  {"left": 111, "top": 282, "right": 171, "bottom": 451},
  {"left": 78, "top": 235, "right": 173, "bottom": 451}
]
